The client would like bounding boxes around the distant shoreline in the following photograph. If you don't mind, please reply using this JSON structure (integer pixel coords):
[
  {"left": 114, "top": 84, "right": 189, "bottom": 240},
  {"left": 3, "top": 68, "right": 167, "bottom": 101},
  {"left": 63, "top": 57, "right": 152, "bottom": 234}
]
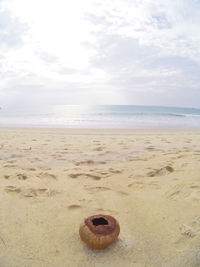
[{"left": 0, "top": 126, "right": 200, "bottom": 133}]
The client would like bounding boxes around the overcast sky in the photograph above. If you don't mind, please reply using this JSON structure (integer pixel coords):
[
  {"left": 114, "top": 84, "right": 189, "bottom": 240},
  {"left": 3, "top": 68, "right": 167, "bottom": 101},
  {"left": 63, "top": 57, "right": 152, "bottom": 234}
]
[{"left": 0, "top": 0, "right": 200, "bottom": 108}]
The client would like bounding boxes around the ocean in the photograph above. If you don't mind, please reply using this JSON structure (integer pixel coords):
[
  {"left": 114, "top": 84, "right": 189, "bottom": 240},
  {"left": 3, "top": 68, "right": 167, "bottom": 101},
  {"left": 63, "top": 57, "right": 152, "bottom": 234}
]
[{"left": 0, "top": 105, "right": 200, "bottom": 129}]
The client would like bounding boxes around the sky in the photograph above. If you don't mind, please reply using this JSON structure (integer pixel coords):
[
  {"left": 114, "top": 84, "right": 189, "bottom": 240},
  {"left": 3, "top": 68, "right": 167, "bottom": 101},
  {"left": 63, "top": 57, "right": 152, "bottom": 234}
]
[{"left": 0, "top": 0, "right": 200, "bottom": 108}]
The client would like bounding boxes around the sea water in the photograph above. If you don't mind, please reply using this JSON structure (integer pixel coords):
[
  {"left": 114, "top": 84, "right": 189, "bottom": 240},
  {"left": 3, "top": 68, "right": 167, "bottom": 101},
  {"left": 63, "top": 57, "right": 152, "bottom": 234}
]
[{"left": 0, "top": 105, "right": 200, "bottom": 129}]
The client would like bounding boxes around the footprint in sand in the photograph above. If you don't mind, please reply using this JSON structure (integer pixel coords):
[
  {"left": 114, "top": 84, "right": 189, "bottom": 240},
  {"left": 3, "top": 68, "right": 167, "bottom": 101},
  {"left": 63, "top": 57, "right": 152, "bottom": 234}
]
[
  {"left": 69, "top": 173, "right": 101, "bottom": 180},
  {"left": 93, "top": 147, "right": 104, "bottom": 151},
  {"left": 185, "top": 139, "right": 192, "bottom": 143},
  {"left": 83, "top": 174, "right": 101, "bottom": 180},
  {"left": 99, "top": 161, "right": 107, "bottom": 165},
  {"left": 75, "top": 160, "right": 94, "bottom": 166},
  {"left": 5, "top": 186, "right": 21, "bottom": 194},
  {"left": 7, "top": 160, "right": 17, "bottom": 164},
  {"left": 23, "top": 167, "right": 36, "bottom": 171},
  {"left": 147, "top": 166, "right": 174, "bottom": 177},
  {"left": 117, "top": 191, "right": 129, "bottom": 196},
  {"left": 128, "top": 182, "right": 144, "bottom": 189},
  {"left": 99, "top": 172, "right": 109, "bottom": 176},
  {"left": 180, "top": 224, "right": 197, "bottom": 238},
  {"left": 23, "top": 147, "right": 32, "bottom": 151},
  {"left": 145, "top": 146, "right": 155, "bottom": 150},
  {"left": 67, "top": 204, "right": 82, "bottom": 210},
  {"left": 166, "top": 184, "right": 200, "bottom": 201},
  {"left": 109, "top": 168, "right": 122, "bottom": 174},
  {"left": 175, "top": 219, "right": 200, "bottom": 250},
  {"left": 59, "top": 151, "right": 68, "bottom": 154},
  {"left": 3, "top": 164, "right": 18, "bottom": 168},
  {"left": 22, "top": 188, "right": 38, "bottom": 197},
  {"left": 75, "top": 160, "right": 106, "bottom": 166},
  {"left": 177, "top": 155, "right": 185, "bottom": 159},
  {"left": 17, "top": 173, "right": 28, "bottom": 180},
  {"left": 37, "top": 172, "right": 57, "bottom": 179},
  {"left": 5, "top": 186, "right": 58, "bottom": 197},
  {"left": 84, "top": 186, "right": 111, "bottom": 192},
  {"left": 128, "top": 181, "right": 160, "bottom": 190},
  {"left": 69, "top": 173, "right": 82, "bottom": 178}
]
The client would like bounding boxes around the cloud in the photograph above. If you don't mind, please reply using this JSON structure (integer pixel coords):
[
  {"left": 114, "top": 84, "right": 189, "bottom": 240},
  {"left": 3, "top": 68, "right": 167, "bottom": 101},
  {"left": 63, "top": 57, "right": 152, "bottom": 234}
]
[
  {"left": 0, "top": 0, "right": 200, "bottom": 108},
  {"left": 84, "top": 0, "right": 200, "bottom": 59},
  {"left": 82, "top": 0, "right": 200, "bottom": 106},
  {"left": 0, "top": 2, "right": 27, "bottom": 48}
]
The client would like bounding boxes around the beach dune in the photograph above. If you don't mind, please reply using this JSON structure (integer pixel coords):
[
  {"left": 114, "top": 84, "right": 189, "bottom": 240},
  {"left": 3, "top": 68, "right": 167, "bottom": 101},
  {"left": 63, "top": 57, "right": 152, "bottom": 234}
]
[{"left": 0, "top": 128, "right": 200, "bottom": 266}]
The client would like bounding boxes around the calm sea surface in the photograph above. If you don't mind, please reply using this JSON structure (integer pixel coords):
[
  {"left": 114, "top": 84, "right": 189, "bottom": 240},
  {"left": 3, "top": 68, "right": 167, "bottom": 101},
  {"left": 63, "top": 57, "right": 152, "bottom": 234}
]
[{"left": 0, "top": 105, "right": 200, "bottom": 129}]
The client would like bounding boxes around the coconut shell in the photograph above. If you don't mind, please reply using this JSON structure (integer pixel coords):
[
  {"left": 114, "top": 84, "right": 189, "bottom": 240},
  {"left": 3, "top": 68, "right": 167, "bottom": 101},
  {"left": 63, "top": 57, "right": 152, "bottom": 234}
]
[{"left": 79, "top": 214, "right": 120, "bottom": 249}]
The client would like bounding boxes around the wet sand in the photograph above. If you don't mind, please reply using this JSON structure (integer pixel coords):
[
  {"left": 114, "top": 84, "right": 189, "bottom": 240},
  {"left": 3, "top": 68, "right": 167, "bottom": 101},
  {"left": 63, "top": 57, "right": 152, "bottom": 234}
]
[{"left": 0, "top": 128, "right": 200, "bottom": 266}]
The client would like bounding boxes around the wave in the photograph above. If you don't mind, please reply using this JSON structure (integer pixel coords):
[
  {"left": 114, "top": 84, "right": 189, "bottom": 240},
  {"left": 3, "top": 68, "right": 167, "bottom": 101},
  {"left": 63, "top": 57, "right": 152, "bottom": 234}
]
[{"left": 92, "top": 112, "right": 189, "bottom": 117}]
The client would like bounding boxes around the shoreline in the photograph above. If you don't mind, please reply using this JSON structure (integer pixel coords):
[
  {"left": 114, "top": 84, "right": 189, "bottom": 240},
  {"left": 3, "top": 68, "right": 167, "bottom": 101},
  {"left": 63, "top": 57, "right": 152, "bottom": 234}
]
[{"left": 1, "top": 126, "right": 200, "bottom": 132}]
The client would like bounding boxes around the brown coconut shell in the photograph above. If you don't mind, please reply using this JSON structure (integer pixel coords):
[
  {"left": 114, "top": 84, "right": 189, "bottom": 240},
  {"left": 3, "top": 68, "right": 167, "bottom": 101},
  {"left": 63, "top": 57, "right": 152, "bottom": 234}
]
[{"left": 79, "top": 214, "right": 120, "bottom": 249}]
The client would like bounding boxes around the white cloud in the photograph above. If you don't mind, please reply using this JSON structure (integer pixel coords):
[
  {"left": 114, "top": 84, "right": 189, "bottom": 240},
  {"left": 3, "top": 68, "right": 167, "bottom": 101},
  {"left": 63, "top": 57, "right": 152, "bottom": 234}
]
[{"left": 0, "top": 0, "right": 200, "bottom": 107}]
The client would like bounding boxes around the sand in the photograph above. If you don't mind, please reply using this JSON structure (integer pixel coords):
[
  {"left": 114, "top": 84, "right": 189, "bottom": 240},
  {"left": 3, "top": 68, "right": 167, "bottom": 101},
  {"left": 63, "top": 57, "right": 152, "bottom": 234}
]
[{"left": 0, "top": 128, "right": 200, "bottom": 267}]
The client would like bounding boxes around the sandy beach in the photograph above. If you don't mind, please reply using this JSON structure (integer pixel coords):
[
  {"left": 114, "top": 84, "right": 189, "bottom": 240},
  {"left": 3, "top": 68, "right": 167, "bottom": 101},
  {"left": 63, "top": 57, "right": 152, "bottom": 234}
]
[{"left": 0, "top": 128, "right": 200, "bottom": 267}]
